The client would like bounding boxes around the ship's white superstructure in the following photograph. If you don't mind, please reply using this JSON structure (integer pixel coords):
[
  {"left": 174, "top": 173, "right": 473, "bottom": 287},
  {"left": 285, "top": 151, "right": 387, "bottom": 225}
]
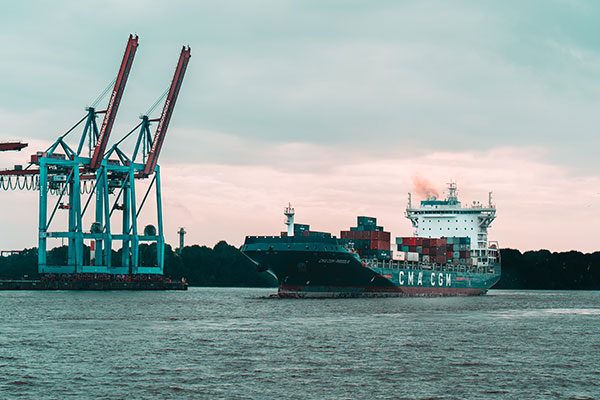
[{"left": 406, "top": 183, "right": 498, "bottom": 267}]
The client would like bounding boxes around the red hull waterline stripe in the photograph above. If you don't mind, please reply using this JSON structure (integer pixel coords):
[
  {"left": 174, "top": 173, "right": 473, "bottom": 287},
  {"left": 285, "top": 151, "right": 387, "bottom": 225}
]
[{"left": 278, "top": 285, "right": 486, "bottom": 298}]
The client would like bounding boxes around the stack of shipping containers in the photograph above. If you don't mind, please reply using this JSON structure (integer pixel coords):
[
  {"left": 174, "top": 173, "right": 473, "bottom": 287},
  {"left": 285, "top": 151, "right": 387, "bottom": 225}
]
[
  {"left": 340, "top": 216, "right": 392, "bottom": 260},
  {"left": 395, "top": 236, "right": 472, "bottom": 265},
  {"left": 281, "top": 224, "right": 332, "bottom": 239}
]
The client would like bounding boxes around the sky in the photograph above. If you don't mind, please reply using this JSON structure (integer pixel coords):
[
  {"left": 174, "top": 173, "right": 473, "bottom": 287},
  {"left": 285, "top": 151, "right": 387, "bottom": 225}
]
[{"left": 1, "top": 0, "right": 600, "bottom": 252}]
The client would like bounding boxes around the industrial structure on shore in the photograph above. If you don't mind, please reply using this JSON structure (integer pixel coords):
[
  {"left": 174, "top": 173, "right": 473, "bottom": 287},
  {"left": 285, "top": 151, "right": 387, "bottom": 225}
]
[{"left": 0, "top": 35, "right": 190, "bottom": 289}]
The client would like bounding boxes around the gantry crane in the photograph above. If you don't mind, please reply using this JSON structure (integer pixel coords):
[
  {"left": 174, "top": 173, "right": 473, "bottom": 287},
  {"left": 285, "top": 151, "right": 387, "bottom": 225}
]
[{"left": 0, "top": 36, "right": 190, "bottom": 276}]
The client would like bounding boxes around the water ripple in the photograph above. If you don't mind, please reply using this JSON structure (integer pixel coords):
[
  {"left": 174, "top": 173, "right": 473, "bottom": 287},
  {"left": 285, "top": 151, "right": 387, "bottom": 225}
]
[{"left": 0, "top": 288, "right": 599, "bottom": 399}]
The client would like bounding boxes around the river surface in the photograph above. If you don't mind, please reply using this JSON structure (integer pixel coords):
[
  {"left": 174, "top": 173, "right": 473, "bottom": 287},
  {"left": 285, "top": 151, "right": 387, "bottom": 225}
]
[{"left": 0, "top": 288, "right": 599, "bottom": 399}]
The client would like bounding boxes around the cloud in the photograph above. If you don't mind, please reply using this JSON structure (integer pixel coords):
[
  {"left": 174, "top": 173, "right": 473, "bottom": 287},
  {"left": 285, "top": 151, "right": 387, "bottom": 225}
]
[
  {"left": 1, "top": 1, "right": 600, "bottom": 254},
  {"left": 1, "top": 135, "right": 598, "bottom": 253},
  {"left": 155, "top": 144, "right": 600, "bottom": 253}
]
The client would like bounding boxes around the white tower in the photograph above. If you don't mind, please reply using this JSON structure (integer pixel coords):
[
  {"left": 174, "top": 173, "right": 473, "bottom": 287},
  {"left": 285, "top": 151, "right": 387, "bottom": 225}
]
[
  {"left": 284, "top": 203, "right": 295, "bottom": 237},
  {"left": 177, "top": 227, "right": 186, "bottom": 255}
]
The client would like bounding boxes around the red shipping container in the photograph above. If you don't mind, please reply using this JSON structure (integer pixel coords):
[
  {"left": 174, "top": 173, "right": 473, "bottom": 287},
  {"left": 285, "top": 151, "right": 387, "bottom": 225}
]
[
  {"left": 371, "top": 231, "right": 390, "bottom": 241},
  {"left": 370, "top": 240, "right": 390, "bottom": 250},
  {"left": 302, "top": 231, "right": 310, "bottom": 236},
  {"left": 436, "top": 256, "right": 446, "bottom": 264},
  {"left": 416, "top": 238, "right": 423, "bottom": 246},
  {"left": 422, "top": 247, "right": 430, "bottom": 255},
  {"left": 447, "top": 251, "right": 453, "bottom": 258}
]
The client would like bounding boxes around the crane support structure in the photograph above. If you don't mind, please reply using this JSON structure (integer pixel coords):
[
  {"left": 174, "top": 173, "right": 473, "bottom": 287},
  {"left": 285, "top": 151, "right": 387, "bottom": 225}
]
[
  {"left": 143, "top": 46, "right": 191, "bottom": 176},
  {"left": 0, "top": 35, "right": 190, "bottom": 277},
  {"left": 89, "top": 34, "right": 138, "bottom": 170}
]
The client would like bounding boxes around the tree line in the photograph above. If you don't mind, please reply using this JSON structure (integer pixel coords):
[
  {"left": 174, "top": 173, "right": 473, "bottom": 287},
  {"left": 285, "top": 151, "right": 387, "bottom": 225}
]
[
  {"left": 0, "top": 246, "right": 599, "bottom": 289},
  {"left": 494, "top": 249, "right": 600, "bottom": 290},
  {"left": 0, "top": 242, "right": 276, "bottom": 287}
]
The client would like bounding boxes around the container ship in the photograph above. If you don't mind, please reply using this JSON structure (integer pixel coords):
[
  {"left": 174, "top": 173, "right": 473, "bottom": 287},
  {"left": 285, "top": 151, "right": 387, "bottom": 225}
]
[{"left": 242, "top": 184, "right": 500, "bottom": 298}]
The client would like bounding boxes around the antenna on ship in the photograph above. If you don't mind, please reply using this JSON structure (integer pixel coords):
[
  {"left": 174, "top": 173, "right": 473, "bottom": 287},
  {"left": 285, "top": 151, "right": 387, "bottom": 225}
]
[
  {"left": 284, "top": 203, "right": 295, "bottom": 237},
  {"left": 447, "top": 182, "right": 458, "bottom": 204},
  {"left": 489, "top": 192, "right": 493, "bottom": 208}
]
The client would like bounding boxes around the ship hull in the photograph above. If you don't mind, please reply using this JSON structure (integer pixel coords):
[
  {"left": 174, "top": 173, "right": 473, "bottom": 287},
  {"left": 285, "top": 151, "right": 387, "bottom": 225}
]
[
  {"left": 243, "top": 240, "right": 500, "bottom": 298},
  {"left": 277, "top": 284, "right": 487, "bottom": 298}
]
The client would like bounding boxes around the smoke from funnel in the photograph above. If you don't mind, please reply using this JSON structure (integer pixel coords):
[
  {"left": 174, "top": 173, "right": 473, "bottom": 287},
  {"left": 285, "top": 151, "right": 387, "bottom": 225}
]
[{"left": 412, "top": 176, "right": 439, "bottom": 199}]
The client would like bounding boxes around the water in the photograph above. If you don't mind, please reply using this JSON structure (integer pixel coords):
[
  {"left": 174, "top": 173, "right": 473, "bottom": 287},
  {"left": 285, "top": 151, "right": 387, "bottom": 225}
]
[{"left": 1, "top": 289, "right": 599, "bottom": 399}]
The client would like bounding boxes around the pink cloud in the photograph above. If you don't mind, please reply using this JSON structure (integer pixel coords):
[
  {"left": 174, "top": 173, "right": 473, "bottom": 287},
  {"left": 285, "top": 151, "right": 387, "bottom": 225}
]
[
  {"left": 159, "top": 145, "right": 600, "bottom": 253},
  {"left": 1, "top": 143, "right": 598, "bottom": 253}
]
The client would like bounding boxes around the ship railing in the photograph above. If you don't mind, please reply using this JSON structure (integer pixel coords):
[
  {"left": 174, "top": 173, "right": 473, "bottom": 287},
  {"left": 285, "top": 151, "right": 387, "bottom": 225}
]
[{"left": 364, "top": 259, "right": 496, "bottom": 274}]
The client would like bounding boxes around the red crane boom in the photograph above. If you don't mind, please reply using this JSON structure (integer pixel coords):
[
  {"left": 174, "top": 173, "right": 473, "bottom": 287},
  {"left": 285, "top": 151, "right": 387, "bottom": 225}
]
[
  {"left": 142, "top": 45, "right": 191, "bottom": 176},
  {"left": 0, "top": 142, "right": 28, "bottom": 152},
  {"left": 89, "top": 34, "right": 139, "bottom": 170}
]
